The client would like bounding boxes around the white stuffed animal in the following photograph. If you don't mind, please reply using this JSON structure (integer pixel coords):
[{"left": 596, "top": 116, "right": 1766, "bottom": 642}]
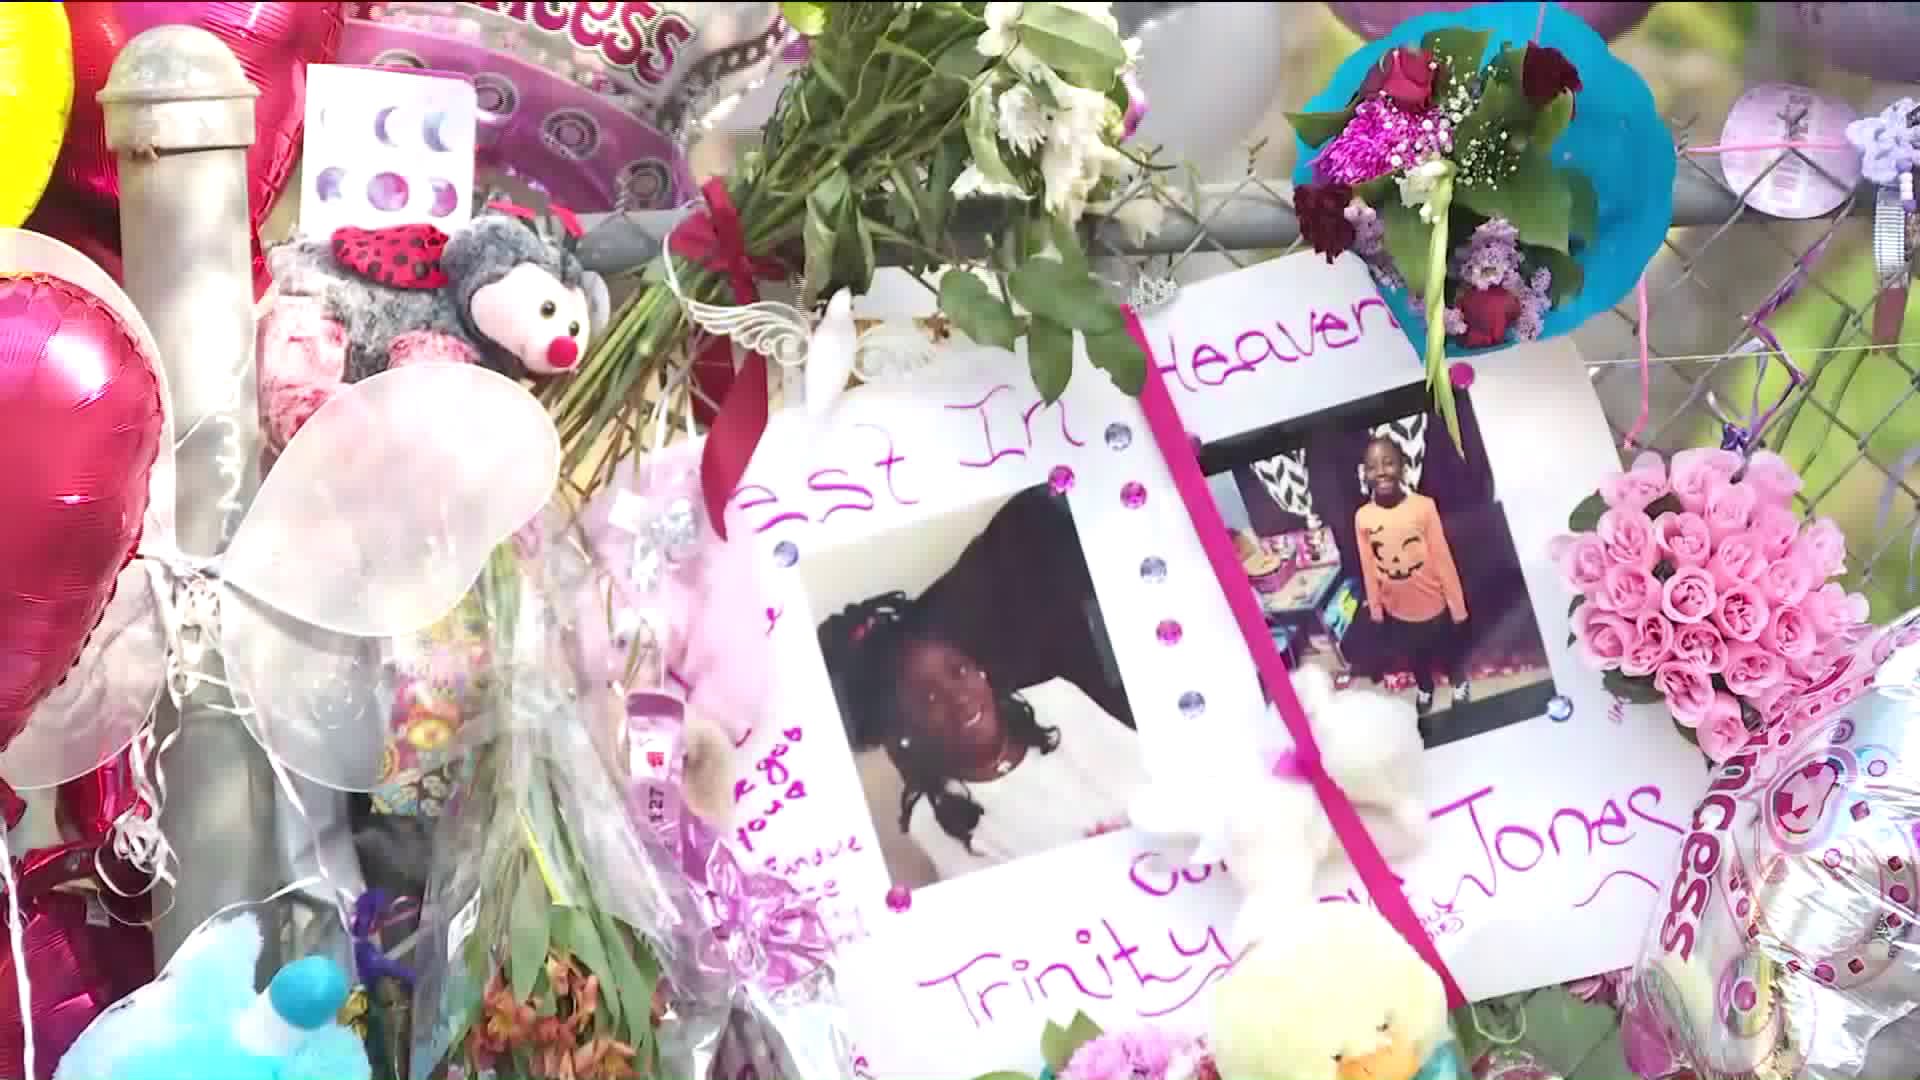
[{"left": 1128, "top": 664, "right": 1426, "bottom": 953}]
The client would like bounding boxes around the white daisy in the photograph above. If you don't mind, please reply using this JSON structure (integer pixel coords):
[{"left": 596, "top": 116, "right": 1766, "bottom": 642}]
[
  {"left": 976, "top": 2, "right": 1023, "bottom": 57},
  {"left": 997, "top": 83, "right": 1048, "bottom": 155}
]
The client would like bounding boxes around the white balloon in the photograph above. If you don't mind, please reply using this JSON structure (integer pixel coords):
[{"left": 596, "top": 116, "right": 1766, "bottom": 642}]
[{"left": 1127, "top": 3, "right": 1297, "bottom": 175}]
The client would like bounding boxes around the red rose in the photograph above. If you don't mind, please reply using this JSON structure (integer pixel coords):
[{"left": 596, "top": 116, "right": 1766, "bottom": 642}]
[
  {"left": 1457, "top": 286, "right": 1522, "bottom": 348},
  {"left": 1295, "top": 182, "right": 1356, "bottom": 263},
  {"left": 1521, "top": 44, "right": 1582, "bottom": 107},
  {"left": 1358, "top": 47, "right": 1444, "bottom": 112}
]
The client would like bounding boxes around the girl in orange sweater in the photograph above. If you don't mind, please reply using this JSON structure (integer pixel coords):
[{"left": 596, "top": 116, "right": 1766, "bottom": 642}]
[{"left": 1354, "top": 436, "right": 1469, "bottom": 717}]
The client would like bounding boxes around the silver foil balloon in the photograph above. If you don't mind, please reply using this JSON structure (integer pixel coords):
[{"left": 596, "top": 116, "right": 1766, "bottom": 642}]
[{"left": 1628, "top": 612, "right": 1920, "bottom": 1079}]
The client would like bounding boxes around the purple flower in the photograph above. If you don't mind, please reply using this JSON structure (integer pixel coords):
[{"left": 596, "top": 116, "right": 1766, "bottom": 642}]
[
  {"left": 1345, "top": 201, "right": 1385, "bottom": 258},
  {"left": 1313, "top": 99, "right": 1454, "bottom": 185},
  {"left": 1846, "top": 98, "right": 1920, "bottom": 187}
]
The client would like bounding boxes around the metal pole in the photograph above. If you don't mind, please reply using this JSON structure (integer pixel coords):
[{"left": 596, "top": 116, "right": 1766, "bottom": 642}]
[{"left": 99, "top": 26, "right": 282, "bottom": 967}]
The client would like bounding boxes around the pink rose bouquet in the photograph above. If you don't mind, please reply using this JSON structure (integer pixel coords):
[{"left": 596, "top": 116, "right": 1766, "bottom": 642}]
[{"left": 1552, "top": 450, "right": 1866, "bottom": 762}]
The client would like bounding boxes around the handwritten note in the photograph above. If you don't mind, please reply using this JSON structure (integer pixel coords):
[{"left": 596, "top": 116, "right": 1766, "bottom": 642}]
[{"left": 725, "top": 256, "right": 1705, "bottom": 1079}]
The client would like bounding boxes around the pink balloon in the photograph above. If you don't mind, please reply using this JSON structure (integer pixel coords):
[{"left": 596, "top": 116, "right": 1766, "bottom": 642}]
[
  {"left": 1788, "top": 2, "right": 1920, "bottom": 83},
  {"left": 27, "top": 2, "right": 346, "bottom": 300},
  {"left": 0, "top": 274, "right": 164, "bottom": 748},
  {"left": 1327, "top": 2, "right": 1653, "bottom": 41}
]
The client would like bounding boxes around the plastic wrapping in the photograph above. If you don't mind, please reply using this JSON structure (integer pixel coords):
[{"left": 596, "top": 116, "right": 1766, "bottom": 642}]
[
  {"left": 540, "top": 450, "right": 857, "bottom": 1080},
  {"left": 405, "top": 542, "right": 731, "bottom": 1080},
  {"left": 1626, "top": 610, "right": 1920, "bottom": 1079}
]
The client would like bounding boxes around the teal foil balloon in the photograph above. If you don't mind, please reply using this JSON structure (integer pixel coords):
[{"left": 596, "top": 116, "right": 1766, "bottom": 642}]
[{"left": 1294, "top": 1, "right": 1673, "bottom": 359}]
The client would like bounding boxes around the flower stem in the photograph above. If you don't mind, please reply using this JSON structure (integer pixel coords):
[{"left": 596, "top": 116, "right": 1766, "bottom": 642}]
[{"left": 1423, "top": 177, "right": 1464, "bottom": 452}]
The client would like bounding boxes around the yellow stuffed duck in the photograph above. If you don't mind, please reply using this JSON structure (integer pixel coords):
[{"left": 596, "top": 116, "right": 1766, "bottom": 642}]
[{"left": 1211, "top": 901, "right": 1464, "bottom": 1080}]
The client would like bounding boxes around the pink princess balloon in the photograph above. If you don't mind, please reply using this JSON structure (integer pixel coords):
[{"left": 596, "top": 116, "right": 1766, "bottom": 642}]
[
  {"left": 1327, "top": 2, "right": 1653, "bottom": 42},
  {"left": 341, "top": 2, "right": 794, "bottom": 213}
]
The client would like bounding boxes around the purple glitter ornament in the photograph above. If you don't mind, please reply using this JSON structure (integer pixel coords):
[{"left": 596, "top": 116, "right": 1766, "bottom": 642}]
[
  {"left": 885, "top": 885, "right": 912, "bottom": 912},
  {"left": 1156, "top": 620, "right": 1183, "bottom": 645},
  {"left": 1120, "top": 482, "right": 1148, "bottom": 509},
  {"left": 1048, "top": 465, "right": 1076, "bottom": 494}
]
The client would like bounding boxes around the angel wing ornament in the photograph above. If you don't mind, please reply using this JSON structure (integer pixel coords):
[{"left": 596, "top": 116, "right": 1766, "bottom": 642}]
[{"left": 661, "top": 252, "right": 936, "bottom": 418}]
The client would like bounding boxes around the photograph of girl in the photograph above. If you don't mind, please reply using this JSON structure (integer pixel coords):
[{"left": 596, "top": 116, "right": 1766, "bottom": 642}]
[
  {"left": 811, "top": 485, "right": 1145, "bottom": 889},
  {"left": 1201, "top": 383, "right": 1558, "bottom": 748}
]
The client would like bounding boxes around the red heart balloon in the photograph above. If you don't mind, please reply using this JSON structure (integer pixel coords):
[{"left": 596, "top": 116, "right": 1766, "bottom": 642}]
[
  {"left": 0, "top": 274, "right": 164, "bottom": 748},
  {"left": 26, "top": 2, "right": 346, "bottom": 298}
]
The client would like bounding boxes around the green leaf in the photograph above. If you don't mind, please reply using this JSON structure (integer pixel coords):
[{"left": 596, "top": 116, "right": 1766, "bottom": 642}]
[
  {"left": 1027, "top": 317, "right": 1074, "bottom": 404},
  {"left": 1009, "top": 257, "right": 1123, "bottom": 335},
  {"left": 1287, "top": 108, "right": 1357, "bottom": 147},
  {"left": 965, "top": 86, "right": 1020, "bottom": 188},
  {"left": 926, "top": 134, "right": 968, "bottom": 230},
  {"left": 779, "top": 1, "right": 827, "bottom": 35},
  {"left": 1041, "top": 1012, "right": 1105, "bottom": 1073},
  {"left": 970, "top": 1074, "right": 1036, "bottom": 1080},
  {"left": 1566, "top": 169, "right": 1598, "bottom": 246},
  {"left": 1378, "top": 199, "right": 1435, "bottom": 296},
  {"left": 1534, "top": 91, "right": 1574, "bottom": 149},
  {"left": 1456, "top": 149, "right": 1571, "bottom": 253},
  {"left": 1420, "top": 27, "right": 1492, "bottom": 100},
  {"left": 553, "top": 907, "right": 622, "bottom": 1029},
  {"left": 1604, "top": 669, "right": 1666, "bottom": 705},
  {"left": 1049, "top": 215, "right": 1092, "bottom": 278},
  {"left": 940, "top": 271, "right": 1022, "bottom": 350},
  {"left": 1567, "top": 491, "right": 1608, "bottom": 533},
  {"left": 1449, "top": 78, "right": 1526, "bottom": 165},
  {"left": 840, "top": 211, "right": 877, "bottom": 292},
  {"left": 1085, "top": 323, "right": 1147, "bottom": 395},
  {"left": 1014, "top": 3, "right": 1127, "bottom": 86},
  {"left": 508, "top": 864, "right": 551, "bottom": 1003},
  {"left": 803, "top": 170, "right": 850, "bottom": 301},
  {"left": 1530, "top": 247, "right": 1584, "bottom": 305},
  {"left": 1645, "top": 493, "right": 1683, "bottom": 519},
  {"left": 1355, "top": 176, "right": 1395, "bottom": 206},
  {"left": 593, "top": 914, "right": 657, "bottom": 1039},
  {"left": 1569, "top": 594, "right": 1587, "bottom": 617}
]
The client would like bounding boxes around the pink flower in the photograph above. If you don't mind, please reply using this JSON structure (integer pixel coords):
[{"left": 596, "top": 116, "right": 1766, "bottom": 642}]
[
  {"left": 1742, "top": 450, "right": 1802, "bottom": 508},
  {"left": 1747, "top": 503, "right": 1801, "bottom": 561},
  {"left": 1703, "top": 480, "right": 1758, "bottom": 541},
  {"left": 1064, "top": 1029, "right": 1199, "bottom": 1080},
  {"left": 1762, "top": 604, "right": 1817, "bottom": 662},
  {"left": 1723, "top": 643, "right": 1785, "bottom": 698},
  {"left": 1654, "top": 661, "right": 1716, "bottom": 724},
  {"left": 1622, "top": 613, "right": 1674, "bottom": 677},
  {"left": 1573, "top": 605, "right": 1638, "bottom": 671},
  {"left": 1599, "top": 565, "right": 1661, "bottom": 617},
  {"left": 1600, "top": 453, "right": 1670, "bottom": 512},
  {"left": 1653, "top": 512, "right": 1713, "bottom": 568},
  {"left": 1550, "top": 534, "right": 1609, "bottom": 593},
  {"left": 1757, "top": 556, "right": 1817, "bottom": 608},
  {"left": 1661, "top": 566, "right": 1718, "bottom": 624},
  {"left": 1706, "top": 535, "right": 1765, "bottom": 589},
  {"left": 1597, "top": 508, "right": 1659, "bottom": 571},
  {"left": 1671, "top": 622, "right": 1728, "bottom": 674},
  {"left": 1803, "top": 584, "right": 1869, "bottom": 637},
  {"left": 1791, "top": 518, "right": 1847, "bottom": 578},
  {"left": 1670, "top": 448, "right": 1741, "bottom": 513},
  {"left": 1713, "top": 582, "right": 1771, "bottom": 644},
  {"left": 1756, "top": 672, "right": 1811, "bottom": 722},
  {"left": 1695, "top": 692, "right": 1752, "bottom": 764}
]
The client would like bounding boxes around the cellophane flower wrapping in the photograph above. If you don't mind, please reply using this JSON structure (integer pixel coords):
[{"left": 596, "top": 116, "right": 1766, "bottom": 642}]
[
  {"left": 544, "top": 449, "right": 857, "bottom": 1080},
  {"left": 1624, "top": 611, "right": 1920, "bottom": 1080},
  {"left": 405, "top": 536, "right": 733, "bottom": 1080}
]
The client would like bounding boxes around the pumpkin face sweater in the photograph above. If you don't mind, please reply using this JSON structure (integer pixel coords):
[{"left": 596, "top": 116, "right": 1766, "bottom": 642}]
[{"left": 1354, "top": 492, "right": 1467, "bottom": 625}]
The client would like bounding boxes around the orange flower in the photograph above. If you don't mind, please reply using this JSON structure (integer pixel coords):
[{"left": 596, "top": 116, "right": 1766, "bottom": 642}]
[
  {"left": 575, "top": 1037, "right": 639, "bottom": 1080},
  {"left": 571, "top": 975, "right": 601, "bottom": 1033},
  {"left": 546, "top": 952, "right": 574, "bottom": 996}
]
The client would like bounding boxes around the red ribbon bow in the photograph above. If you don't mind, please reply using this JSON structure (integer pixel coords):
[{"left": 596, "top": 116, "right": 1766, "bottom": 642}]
[
  {"left": 486, "top": 199, "right": 584, "bottom": 239},
  {"left": 669, "top": 178, "right": 790, "bottom": 540}
]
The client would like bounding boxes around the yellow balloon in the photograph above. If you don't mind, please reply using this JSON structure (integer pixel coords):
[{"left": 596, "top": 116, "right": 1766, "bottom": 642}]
[{"left": 0, "top": 3, "right": 72, "bottom": 229}]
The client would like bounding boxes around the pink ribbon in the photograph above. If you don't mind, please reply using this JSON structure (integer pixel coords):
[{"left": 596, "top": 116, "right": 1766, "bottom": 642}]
[
  {"left": 681, "top": 817, "right": 833, "bottom": 990},
  {"left": 1125, "top": 307, "right": 1467, "bottom": 1010}
]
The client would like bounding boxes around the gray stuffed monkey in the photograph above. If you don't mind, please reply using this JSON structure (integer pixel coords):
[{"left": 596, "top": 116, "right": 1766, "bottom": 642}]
[{"left": 259, "top": 212, "right": 612, "bottom": 453}]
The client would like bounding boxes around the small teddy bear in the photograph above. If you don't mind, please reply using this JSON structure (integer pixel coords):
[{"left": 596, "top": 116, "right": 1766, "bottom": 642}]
[{"left": 258, "top": 209, "right": 611, "bottom": 454}]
